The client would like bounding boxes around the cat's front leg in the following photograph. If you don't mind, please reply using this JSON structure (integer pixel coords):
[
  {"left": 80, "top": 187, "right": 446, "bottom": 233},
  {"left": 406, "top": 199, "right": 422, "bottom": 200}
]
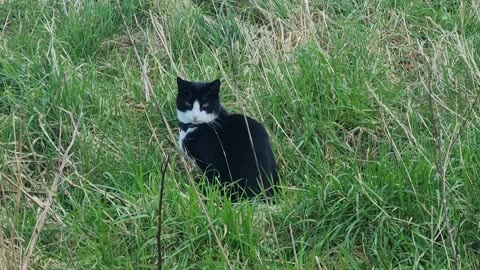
[{"left": 178, "top": 130, "right": 186, "bottom": 153}]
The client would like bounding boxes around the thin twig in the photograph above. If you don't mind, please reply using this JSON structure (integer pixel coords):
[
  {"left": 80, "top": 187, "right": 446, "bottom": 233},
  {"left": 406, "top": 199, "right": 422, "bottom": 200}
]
[
  {"left": 21, "top": 112, "right": 81, "bottom": 270},
  {"left": 114, "top": 4, "right": 232, "bottom": 269},
  {"left": 157, "top": 154, "right": 170, "bottom": 270},
  {"left": 426, "top": 70, "right": 460, "bottom": 270},
  {"left": 288, "top": 224, "right": 298, "bottom": 266},
  {"left": 440, "top": 84, "right": 479, "bottom": 270}
]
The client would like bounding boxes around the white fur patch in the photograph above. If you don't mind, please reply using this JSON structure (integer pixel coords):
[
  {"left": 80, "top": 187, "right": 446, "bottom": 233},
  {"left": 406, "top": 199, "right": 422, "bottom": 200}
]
[
  {"left": 178, "top": 127, "right": 197, "bottom": 153},
  {"left": 178, "top": 127, "right": 198, "bottom": 166},
  {"left": 177, "top": 100, "right": 216, "bottom": 165},
  {"left": 177, "top": 101, "right": 216, "bottom": 125}
]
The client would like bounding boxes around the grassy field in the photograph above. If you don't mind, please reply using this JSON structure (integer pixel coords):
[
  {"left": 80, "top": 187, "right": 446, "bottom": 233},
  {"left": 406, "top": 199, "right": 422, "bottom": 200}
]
[{"left": 1, "top": 0, "right": 480, "bottom": 269}]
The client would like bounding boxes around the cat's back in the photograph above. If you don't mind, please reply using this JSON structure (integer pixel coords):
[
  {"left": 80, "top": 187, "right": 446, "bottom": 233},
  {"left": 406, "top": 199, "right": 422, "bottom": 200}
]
[
  {"left": 223, "top": 114, "right": 270, "bottom": 138},
  {"left": 222, "top": 113, "right": 277, "bottom": 192},
  {"left": 221, "top": 114, "right": 274, "bottom": 163}
]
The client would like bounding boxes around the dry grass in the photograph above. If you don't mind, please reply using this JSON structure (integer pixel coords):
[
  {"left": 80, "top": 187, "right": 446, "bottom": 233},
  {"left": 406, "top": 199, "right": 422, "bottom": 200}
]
[{"left": 1, "top": 0, "right": 479, "bottom": 268}]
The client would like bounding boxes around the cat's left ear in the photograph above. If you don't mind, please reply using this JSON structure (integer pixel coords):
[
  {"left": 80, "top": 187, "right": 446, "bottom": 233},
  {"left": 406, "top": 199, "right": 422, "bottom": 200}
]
[{"left": 210, "top": 79, "right": 221, "bottom": 93}]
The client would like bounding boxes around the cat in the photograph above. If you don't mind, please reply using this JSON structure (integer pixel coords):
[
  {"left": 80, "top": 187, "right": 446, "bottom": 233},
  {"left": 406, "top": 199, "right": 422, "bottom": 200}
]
[{"left": 176, "top": 77, "right": 278, "bottom": 201}]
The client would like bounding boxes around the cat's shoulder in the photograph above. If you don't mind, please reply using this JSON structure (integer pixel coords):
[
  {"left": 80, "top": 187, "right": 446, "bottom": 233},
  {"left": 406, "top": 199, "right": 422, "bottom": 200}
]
[
  {"left": 228, "top": 113, "right": 262, "bottom": 125},
  {"left": 226, "top": 114, "right": 268, "bottom": 134}
]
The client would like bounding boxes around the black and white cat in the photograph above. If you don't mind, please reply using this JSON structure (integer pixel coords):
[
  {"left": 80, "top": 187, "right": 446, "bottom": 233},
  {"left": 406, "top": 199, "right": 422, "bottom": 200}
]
[{"left": 176, "top": 77, "right": 278, "bottom": 201}]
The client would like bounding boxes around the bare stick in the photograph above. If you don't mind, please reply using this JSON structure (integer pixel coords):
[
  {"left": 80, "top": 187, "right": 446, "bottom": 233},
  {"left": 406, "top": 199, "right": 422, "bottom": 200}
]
[
  {"left": 21, "top": 112, "right": 81, "bottom": 270},
  {"left": 115, "top": 6, "right": 232, "bottom": 269},
  {"left": 289, "top": 224, "right": 298, "bottom": 266},
  {"left": 428, "top": 71, "right": 462, "bottom": 270},
  {"left": 157, "top": 154, "right": 170, "bottom": 270}
]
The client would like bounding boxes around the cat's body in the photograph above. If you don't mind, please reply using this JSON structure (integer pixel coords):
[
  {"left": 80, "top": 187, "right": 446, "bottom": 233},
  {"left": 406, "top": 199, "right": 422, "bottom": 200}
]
[{"left": 176, "top": 77, "right": 278, "bottom": 201}]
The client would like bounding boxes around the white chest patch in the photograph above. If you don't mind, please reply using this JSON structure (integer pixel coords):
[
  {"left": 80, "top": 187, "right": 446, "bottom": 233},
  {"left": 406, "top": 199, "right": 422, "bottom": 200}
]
[
  {"left": 178, "top": 127, "right": 198, "bottom": 166},
  {"left": 178, "top": 127, "right": 197, "bottom": 153},
  {"left": 177, "top": 99, "right": 217, "bottom": 164}
]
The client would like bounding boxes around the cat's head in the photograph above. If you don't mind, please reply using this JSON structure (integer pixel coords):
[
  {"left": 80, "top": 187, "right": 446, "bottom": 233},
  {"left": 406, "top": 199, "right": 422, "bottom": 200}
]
[{"left": 176, "top": 77, "right": 221, "bottom": 124}]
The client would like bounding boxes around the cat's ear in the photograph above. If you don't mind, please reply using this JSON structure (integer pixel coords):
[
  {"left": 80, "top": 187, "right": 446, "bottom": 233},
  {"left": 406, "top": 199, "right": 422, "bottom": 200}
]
[
  {"left": 177, "top": 77, "right": 187, "bottom": 91},
  {"left": 210, "top": 79, "right": 221, "bottom": 93}
]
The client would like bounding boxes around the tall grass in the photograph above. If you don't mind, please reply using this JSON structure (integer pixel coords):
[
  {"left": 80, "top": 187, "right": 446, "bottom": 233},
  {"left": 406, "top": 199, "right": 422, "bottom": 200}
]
[{"left": 1, "top": 0, "right": 479, "bottom": 269}]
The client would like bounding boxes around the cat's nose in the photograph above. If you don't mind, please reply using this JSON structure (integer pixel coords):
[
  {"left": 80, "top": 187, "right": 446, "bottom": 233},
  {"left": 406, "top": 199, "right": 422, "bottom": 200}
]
[{"left": 193, "top": 116, "right": 198, "bottom": 121}]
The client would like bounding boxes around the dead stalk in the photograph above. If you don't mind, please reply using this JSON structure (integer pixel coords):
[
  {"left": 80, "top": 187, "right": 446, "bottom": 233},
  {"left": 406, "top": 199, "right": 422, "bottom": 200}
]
[
  {"left": 0, "top": 173, "right": 63, "bottom": 225},
  {"left": 21, "top": 113, "right": 81, "bottom": 270},
  {"left": 157, "top": 154, "right": 170, "bottom": 270},
  {"left": 115, "top": 3, "right": 232, "bottom": 269},
  {"left": 427, "top": 74, "right": 460, "bottom": 270}
]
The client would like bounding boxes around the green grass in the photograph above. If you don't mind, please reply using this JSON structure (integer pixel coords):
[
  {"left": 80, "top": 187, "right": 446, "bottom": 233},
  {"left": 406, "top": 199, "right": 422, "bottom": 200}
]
[{"left": 1, "top": 0, "right": 480, "bottom": 269}]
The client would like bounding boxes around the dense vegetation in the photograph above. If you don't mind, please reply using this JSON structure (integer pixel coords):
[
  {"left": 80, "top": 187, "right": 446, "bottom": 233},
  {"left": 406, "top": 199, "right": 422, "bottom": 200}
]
[{"left": 1, "top": 0, "right": 479, "bottom": 269}]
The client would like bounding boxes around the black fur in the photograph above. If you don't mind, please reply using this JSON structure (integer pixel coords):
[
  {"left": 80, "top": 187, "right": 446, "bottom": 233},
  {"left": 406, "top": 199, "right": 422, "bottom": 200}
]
[
  {"left": 177, "top": 77, "right": 278, "bottom": 201},
  {"left": 176, "top": 78, "right": 221, "bottom": 116}
]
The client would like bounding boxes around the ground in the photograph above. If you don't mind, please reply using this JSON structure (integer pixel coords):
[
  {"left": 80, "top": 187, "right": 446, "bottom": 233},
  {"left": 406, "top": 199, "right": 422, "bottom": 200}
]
[{"left": 1, "top": 0, "right": 479, "bottom": 269}]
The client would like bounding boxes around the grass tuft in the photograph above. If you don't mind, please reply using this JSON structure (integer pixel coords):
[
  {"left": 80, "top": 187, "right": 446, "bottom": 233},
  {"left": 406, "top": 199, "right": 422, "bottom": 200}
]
[{"left": 1, "top": 0, "right": 479, "bottom": 269}]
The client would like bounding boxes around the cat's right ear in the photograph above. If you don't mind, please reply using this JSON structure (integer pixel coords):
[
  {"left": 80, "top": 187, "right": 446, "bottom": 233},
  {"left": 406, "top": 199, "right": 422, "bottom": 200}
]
[{"left": 177, "top": 77, "right": 186, "bottom": 91}]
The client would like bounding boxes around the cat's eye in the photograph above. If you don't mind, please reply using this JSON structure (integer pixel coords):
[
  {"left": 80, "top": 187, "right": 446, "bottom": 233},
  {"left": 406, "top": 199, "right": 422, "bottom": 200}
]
[
  {"left": 202, "top": 103, "right": 210, "bottom": 108},
  {"left": 185, "top": 101, "right": 192, "bottom": 107}
]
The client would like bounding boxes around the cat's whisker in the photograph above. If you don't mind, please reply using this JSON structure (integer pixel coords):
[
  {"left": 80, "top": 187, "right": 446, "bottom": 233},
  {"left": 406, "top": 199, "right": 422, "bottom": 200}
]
[{"left": 208, "top": 118, "right": 223, "bottom": 130}]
